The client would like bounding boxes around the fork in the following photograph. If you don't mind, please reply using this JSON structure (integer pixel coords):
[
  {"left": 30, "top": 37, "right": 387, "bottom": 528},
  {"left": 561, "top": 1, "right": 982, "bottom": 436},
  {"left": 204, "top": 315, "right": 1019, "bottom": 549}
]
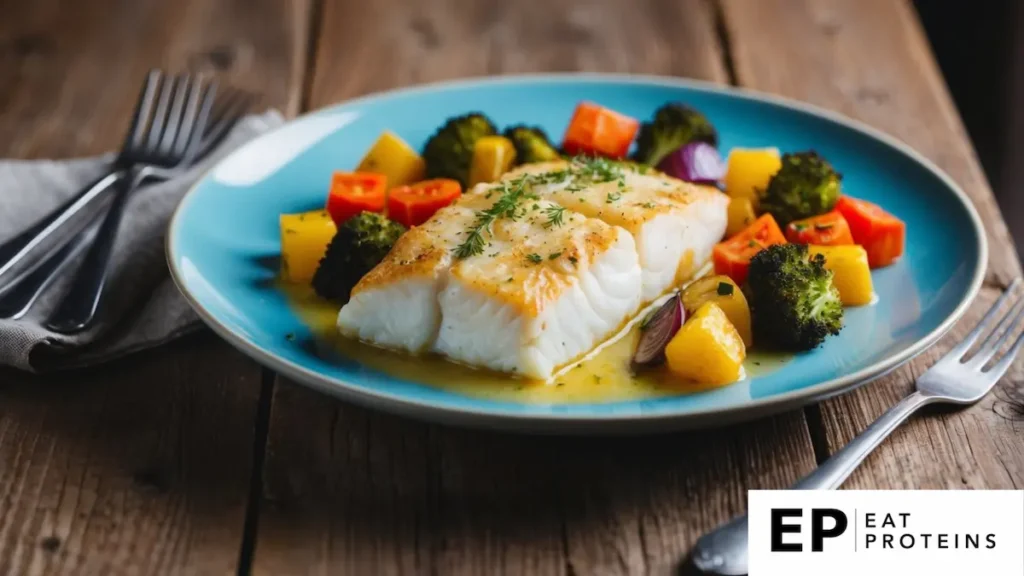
[
  {"left": 690, "top": 278, "right": 1024, "bottom": 575},
  {"left": 43, "top": 71, "right": 217, "bottom": 334},
  {"left": 0, "top": 84, "right": 252, "bottom": 294},
  {"left": 0, "top": 87, "right": 251, "bottom": 320}
]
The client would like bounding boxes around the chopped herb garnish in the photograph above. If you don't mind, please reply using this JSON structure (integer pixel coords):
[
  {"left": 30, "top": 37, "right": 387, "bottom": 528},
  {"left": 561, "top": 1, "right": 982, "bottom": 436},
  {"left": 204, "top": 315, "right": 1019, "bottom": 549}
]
[
  {"left": 543, "top": 205, "right": 566, "bottom": 228},
  {"left": 606, "top": 191, "right": 622, "bottom": 203},
  {"left": 454, "top": 175, "right": 533, "bottom": 259},
  {"left": 526, "top": 253, "right": 543, "bottom": 264},
  {"left": 454, "top": 159, "right": 628, "bottom": 257},
  {"left": 717, "top": 282, "right": 735, "bottom": 296},
  {"left": 549, "top": 251, "right": 562, "bottom": 260},
  {"left": 642, "top": 201, "right": 657, "bottom": 209},
  {"left": 748, "top": 240, "right": 758, "bottom": 248},
  {"left": 568, "top": 256, "right": 578, "bottom": 266},
  {"left": 793, "top": 223, "right": 808, "bottom": 231}
]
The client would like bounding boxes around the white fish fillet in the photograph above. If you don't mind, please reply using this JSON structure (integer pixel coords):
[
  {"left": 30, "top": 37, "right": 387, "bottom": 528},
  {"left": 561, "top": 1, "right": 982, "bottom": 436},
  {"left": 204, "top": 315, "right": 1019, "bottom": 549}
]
[
  {"left": 504, "top": 161, "right": 729, "bottom": 300},
  {"left": 336, "top": 159, "right": 729, "bottom": 380},
  {"left": 434, "top": 198, "right": 641, "bottom": 379}
]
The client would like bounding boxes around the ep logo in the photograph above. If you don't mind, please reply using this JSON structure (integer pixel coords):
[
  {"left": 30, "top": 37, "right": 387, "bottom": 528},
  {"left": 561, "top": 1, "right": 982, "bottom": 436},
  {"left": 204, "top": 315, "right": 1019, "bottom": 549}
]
[
  {"left": 748, "top": 490, "right": 1024, "bottom": 576},
  {"left": 771, "top": 508, "right": 848, "bottom": 552}
]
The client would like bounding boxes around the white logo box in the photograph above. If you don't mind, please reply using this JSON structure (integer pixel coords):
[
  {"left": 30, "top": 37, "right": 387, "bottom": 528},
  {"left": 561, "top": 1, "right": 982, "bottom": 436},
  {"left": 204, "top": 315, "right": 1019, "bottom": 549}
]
[{"left": 748, "top": 490, "right": 1024, "bottom": 576}]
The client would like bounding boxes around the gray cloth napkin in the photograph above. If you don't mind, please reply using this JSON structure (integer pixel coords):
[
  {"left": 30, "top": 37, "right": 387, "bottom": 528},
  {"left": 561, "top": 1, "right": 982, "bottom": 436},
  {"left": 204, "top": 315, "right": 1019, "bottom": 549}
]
[{"left": 0, "top": 111, "right": 285, "bottom": 373}]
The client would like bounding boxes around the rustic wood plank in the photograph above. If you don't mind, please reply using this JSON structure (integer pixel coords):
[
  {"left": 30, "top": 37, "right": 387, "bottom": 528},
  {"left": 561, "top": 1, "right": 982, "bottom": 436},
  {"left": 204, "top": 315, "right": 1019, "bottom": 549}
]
[
  {"left": 0, "top": 0, "right": 310, "bottom": 573},
  {"left": 720, "top": 0, "right": 1024, "bottom": 489},
  {"left": 254, "top": 1, "right": 818, "bottom": 574},
  {"left": 0, "top": 336, "right": 260, "bottom": 575}
]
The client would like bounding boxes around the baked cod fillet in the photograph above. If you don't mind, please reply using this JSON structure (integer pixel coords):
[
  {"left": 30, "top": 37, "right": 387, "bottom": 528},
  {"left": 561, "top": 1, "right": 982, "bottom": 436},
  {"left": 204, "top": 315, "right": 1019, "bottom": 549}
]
[
  {"left": 337, "top": 188, "right": 642, "bottom": 379},
  {"left": 504, "top": 160, "right": 729, "bottom": 300}
]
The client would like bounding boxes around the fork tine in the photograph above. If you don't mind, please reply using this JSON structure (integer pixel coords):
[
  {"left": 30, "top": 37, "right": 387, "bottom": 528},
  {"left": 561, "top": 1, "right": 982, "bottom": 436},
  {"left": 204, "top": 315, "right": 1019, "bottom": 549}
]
[
  {"left": 171, "top": 76, "right": 205, "bottom": 158},
  {"left": 123, "top": 70, "right": 161, "bottom": 153},
  {"left": 179, "top": 80, "right": 219, "bottom": 163},
  {"left": 158, "top": 74, "right": 193, "bottom": 156},
  {"left": 948, "top": 278, "right": 1022, "bottom": 359},
  {"left": 985, "top": 326, "right": 1024, "bottom": 379},
  {"left": 197, "top": 88, "right": 251, "bottom": 157},
  {"left": 968, "top": 293, "right": 1024, "bottom": 367},
  {"left": 146, "top": 74, "right": 179, "bottom": 152}
]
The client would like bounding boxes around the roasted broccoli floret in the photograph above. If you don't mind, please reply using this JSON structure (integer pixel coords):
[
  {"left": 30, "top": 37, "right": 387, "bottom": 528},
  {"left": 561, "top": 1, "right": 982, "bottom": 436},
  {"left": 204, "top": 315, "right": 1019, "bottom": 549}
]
[
  {"left": 760, "top": 151, "right": 841, "bottom": 226},
  {"left": 632, "top": 103, "right": 718, "bottom": 167},
  {"left": 746, "top": 244, "right": 843, "bottom": 351},
  {"left": 422, "top": 113, "right": 498, "bottom": 188},
  {"left": 503, "top": 125, "right": 562, "bottom": 165},
  {"left": 312, "top": 212, "right": 406, "bottom": 303}
]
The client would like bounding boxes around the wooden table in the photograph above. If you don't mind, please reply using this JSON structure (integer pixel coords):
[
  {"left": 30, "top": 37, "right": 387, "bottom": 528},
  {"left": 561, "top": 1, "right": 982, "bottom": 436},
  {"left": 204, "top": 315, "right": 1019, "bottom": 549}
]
[{"left": 1, "top": 0, "right": 1021, "bottom": 574}]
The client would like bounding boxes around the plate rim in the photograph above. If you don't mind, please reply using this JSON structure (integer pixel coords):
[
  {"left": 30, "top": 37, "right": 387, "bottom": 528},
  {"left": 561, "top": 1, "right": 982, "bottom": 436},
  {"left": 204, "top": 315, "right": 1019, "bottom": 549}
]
[{"left": 166, "top": 72, "right": 988, "bottom": 430}]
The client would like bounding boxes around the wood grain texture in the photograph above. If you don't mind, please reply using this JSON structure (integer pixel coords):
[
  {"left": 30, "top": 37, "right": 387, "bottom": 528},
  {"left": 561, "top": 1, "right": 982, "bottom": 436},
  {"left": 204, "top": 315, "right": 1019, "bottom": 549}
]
[
  {"left": 304, "top": 0, "right": 728, "bottom": 103},
  {"left": 0, "top": 336, "right": 260, "bottom": 575},
  {"left": 0, "top": 0, "right": 310, "bottom": 573},
  {"left": 720, "top": 0, "right": 1024, "bottom": 489},
  {"left": 253, "top": 1, "right": 819, "bottom": 574},
  {"left": 0, "top": 0, "right": 310, "bottom": 159}
]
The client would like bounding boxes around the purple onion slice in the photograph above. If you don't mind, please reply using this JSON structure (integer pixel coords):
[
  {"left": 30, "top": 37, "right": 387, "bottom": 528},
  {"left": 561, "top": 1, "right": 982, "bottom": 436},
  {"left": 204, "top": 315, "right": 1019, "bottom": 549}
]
[
  {"left": 632, "top": 293, "right": 686, "bottom": 368},
  {"left": 657, "top": 141, "right": 725, "bottom": 184}
]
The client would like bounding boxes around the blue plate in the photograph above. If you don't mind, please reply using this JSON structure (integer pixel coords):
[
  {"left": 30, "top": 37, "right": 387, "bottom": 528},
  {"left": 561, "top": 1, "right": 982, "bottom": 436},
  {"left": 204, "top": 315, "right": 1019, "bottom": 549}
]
[{"left": 167, "top": 74, "right": 985, "bottom": 433}]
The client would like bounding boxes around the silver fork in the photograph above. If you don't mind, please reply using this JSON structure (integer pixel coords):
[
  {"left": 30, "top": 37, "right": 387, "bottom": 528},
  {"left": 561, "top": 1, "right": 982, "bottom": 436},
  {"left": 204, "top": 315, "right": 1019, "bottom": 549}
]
[
  {"left": 691, "top": 278, "right": 1024, "bottom": 575},
  {"left": 43, "top": 71, "right": 217, "bottom": 334},
  {"left": 0, "top": 87, "right": 252, "bottom": 321}
]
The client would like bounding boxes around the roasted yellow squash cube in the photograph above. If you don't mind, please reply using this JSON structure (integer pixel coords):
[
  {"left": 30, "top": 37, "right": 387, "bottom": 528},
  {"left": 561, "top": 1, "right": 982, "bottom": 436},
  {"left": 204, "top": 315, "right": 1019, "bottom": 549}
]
[
  {"left": 280, "top": 210, "right": 337, "bottom": 283},
  {"left": 665, "top": 302, "right": 747, "bottom": 386},
  {"left": 723, "top": 147, "right": 782, "bottom": 207},
  {"left": 809, "top": 245, "right": 874, "bottom": 306},
  {"left": 356, "top": 131, "right": 426, "bottom": 188},
  {"left": 681, "top": 275, "right": 753, "bottom": 347},
  {"left": 725, "top": 196, "right": 757, "bottom": 238},
  {"left": 469, "top": 136, "right": 517, "bottom": 186}
]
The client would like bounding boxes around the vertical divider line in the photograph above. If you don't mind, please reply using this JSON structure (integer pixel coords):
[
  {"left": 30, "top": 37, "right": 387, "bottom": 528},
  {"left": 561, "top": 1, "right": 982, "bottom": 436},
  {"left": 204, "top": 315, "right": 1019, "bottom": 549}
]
[{"left": 236, "top": 368, "right": 276, "bottom": 576}]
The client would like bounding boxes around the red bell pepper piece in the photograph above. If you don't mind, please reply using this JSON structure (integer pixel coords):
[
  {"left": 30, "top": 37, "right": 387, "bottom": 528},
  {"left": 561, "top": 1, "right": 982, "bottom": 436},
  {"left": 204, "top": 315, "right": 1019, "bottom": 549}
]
[
  {"left": 326, "top": 172, "right": 387, "bottom": 225},
  {"left": 387, "top": 178, "right": 462, "bottom": 227},
  {"left": 713, "top": 213, "right": 787, "bottom": 285},
  {"left": 835, "top": 196, "right": 906, "bottom": 268}
]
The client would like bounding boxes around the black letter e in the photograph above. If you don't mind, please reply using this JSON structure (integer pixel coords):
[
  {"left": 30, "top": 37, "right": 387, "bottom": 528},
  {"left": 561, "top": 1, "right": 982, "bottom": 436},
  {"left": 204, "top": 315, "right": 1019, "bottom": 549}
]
[{"left": 771, "top": 509, "right": 803, "bottom": 552}]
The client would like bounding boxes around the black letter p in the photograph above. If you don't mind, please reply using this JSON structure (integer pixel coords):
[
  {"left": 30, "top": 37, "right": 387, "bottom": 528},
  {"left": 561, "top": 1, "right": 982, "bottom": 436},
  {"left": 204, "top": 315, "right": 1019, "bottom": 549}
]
[{"left": 811, "top": 508, "right": 848, "bottom": 552}]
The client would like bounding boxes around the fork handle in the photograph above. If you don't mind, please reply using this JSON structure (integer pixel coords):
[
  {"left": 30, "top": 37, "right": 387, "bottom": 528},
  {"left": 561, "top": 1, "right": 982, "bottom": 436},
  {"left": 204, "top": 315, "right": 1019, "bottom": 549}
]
[
  {"left": 0, "top": 170, "right": 123, "bottom": 287},
  {"left": 45, "top": 170, "right": 144, "bottom": 334},
  {"left": 793, "top": 391, "right": 937, "bottom": 490},
  {"left": 0, "top": 219, "right": 100, "bottom": 320},
  {"left": 691, "top": 391, "right": 939, "bottom": 575}
]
